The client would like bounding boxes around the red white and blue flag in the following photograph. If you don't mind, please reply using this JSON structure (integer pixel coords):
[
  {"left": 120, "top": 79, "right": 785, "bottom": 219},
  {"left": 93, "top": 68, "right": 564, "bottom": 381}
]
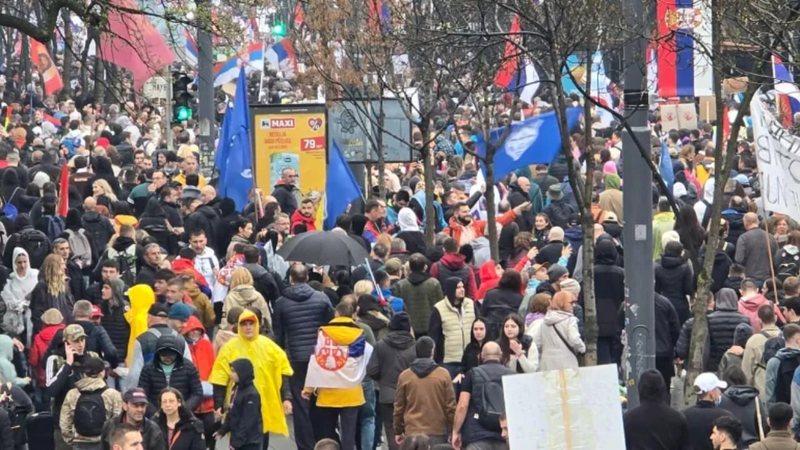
[
  {"left": 265, "top": 40, "right": 297, "bottom": 79},
  {"left": 494, "top": 15, "right": 539, "bottom": 105},
  {"left": 184, "top": 29, "right": 198, "bottom": 65},
  {"left": 656, "top": 0, "right": 712, "bottom": 98},
  {"left": 213, "top": 42, "right": 264, "bottom": 87},
  {"left": 772, "top": 55, "right": 800, "bottom": 127}
]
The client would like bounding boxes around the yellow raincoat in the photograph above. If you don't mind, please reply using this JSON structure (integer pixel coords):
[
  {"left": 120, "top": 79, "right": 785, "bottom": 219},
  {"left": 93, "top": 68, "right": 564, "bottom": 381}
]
[
  {"left": 209, "top": 310, "right": 294, "bottom": 435},
  {"left": 124, "top": 285, "right": 155, "bottom": 367}
]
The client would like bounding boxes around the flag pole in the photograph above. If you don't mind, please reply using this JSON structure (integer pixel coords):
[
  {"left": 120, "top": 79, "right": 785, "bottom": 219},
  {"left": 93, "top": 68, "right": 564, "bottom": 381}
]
[{"left": 760, "top": 180, "right": 781, "bottom": 306}]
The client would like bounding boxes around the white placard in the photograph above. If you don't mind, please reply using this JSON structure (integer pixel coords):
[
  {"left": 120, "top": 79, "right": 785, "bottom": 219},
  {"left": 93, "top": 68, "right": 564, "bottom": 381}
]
[
  {"left": 503, "top": 364, "right": 625, "bottom": 449},
  {"left": 751, "top": 95, "right": 800, "bottom": 219},
  {"left": 142, "top": 76, "right": 168, "bottom": 100}
]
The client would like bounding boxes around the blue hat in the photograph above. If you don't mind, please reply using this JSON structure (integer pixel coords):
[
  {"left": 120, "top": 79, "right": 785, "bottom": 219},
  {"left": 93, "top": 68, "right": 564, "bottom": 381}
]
[{"left": 168, "top": 303, "right": 192, "bottom": 322}]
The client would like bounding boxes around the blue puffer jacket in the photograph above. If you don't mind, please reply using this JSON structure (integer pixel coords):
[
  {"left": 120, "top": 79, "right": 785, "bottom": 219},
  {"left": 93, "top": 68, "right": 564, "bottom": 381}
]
[{"left": 272, "top": 283, "right": 335, "bottom": 362}]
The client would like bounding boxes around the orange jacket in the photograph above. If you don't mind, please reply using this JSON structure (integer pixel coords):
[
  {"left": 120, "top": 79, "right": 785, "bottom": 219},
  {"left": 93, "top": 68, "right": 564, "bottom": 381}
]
[
  {"left": 182, "top": 315, "right": 216, "bottom": 413},
  {"left": 443, "top": 209, "right": 518, "bottom": 244}
]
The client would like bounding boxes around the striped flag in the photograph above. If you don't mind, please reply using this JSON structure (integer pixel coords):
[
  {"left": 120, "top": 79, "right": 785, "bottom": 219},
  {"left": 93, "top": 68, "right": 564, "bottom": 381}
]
[
  {"left": 265, "top": 40, "right": 297, "bottom": 78},
  {"left": 494, "top": 16, "right": 540, "bottom": 105},
  {"left": 772, "top": 55, "right": 800, "bottom": 128},
  {"left": 656, "top": 0, "right": 713, "bottom": 97},
  {"left": 29, "top": 39, "right": 63, "bottom": 95},
  {"left": 213, "top": 42, "right": 264, "bottom": 87}
]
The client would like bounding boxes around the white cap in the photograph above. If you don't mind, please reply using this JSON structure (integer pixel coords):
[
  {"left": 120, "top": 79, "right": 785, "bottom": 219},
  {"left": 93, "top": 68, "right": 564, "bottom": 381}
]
[{"left": 694, "top": 372, "right": 727, "bottom": 393}]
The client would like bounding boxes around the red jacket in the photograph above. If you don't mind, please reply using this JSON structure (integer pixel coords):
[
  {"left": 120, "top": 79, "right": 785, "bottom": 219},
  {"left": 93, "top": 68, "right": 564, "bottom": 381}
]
[
  {"left": 476, "top": 261, "right": 500, "bottom": 302},
  {"left": 29, "top": 323, "right": 65, "bottom": 386},
  {"left": 430, "top": 253, "right": 479, "bottom": 300},
  {"left": 172, "top": 258, "right": 210, "bottom": 290},
  {"left": 182, "top": 315, "right": 215, "bottom": 413},
  {"left": 291, "top": 210, "right": 317, "bottom": 233}
]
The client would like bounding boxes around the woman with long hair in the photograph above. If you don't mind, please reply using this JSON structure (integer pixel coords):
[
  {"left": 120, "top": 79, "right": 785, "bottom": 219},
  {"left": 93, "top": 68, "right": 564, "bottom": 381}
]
[
  {"left": 534, "top": 291, "right": 585, "bottom": 371},
  {"left": 533, "top": 213, "right": 552, "bottom": 248},
  {"left": 482, "top": 270, "right": 523, "bottom": 341},
  {"left": 460, "top": 318, "right": 488, "bottom": 377},
  {"left": 772, "top": 216, "right": 792, "bottom": 247},
  {"left": 674, "top": 204, "right": 706, "bottom": 266},
  {"left": 29, "top": 254, "right": 73, "bottom": 335},
  {"left": 155, "top": 387, "right": 205, "bottom": 450},
  {"left": 497, "top": 313, "right": 538, "bottom": 373},
  {"left": 221, "top": 267, "right": 271, "bottom": 330}
]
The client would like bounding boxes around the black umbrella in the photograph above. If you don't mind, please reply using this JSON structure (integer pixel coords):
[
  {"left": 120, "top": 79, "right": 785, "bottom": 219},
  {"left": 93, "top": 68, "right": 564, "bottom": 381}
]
[{"left": 277, "top": 230, "right": 369, "bottom": 266}]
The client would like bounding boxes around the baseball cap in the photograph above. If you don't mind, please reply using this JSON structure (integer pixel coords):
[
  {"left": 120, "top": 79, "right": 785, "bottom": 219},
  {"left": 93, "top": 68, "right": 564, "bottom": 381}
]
[
  {"left": 694, "top": 372, "right": 727, "bottom": 394},
  {"left": 168, "top": 303, "right": 192, "bottom": 322},
  {"left": 82, "top": 356, "right": 105, "bottom": 376},
  {"left": 123, "top": 388, "right": 149, "bottom": 404},
  {"left": 91, "top": 305, "right": 104, "bottom": 318},
  {"left": 64, "top": 324, "right": 86, "bottom": 341},
  {"left": 148, "top": 303, "right": 169, "bottom": 318}
]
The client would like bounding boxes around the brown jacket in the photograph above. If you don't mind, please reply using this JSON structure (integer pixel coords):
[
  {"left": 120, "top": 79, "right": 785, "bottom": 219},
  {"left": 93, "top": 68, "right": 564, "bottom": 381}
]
[
  {"left": 748, "top": 430, "right": 800, "bottom": 450},
  {"left": 393, "top": 359, "right": 456, "bottom": 437}
]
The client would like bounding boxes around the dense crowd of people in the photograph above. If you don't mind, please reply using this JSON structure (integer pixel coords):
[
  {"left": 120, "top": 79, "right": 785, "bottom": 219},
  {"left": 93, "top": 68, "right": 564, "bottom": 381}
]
[{"left": 0, "top": 80, "right": 798, "bottom": 450}]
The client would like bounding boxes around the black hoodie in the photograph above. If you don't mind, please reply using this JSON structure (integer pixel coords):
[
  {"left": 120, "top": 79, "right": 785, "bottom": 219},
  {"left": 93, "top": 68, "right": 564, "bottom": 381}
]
[
  {"left": 655, "top": 252, "right": 695, "bottom": 324},
  {"left": 719, "top": 385, "right": 764, "bottom": 446},
  {"left": 594, "top": 239, "right": 625, "bottom": 337},
  {"left": 220, "top": 359, "right": 263, "bottom": 447},
  {"left": 367, "top": 330, "right": 416, "bottom": 403},
  {"left": 138, "top": 335, "right": 203, "bottom": 415}
]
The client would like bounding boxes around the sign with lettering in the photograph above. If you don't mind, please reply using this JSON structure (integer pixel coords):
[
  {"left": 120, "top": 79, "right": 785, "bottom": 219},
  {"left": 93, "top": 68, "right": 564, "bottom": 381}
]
[
  {"left": 142, "top": 76, "right": 168, "bottom": 100},
  {"left": 751, "top": 94, "right": 800, "bottom": 219}
]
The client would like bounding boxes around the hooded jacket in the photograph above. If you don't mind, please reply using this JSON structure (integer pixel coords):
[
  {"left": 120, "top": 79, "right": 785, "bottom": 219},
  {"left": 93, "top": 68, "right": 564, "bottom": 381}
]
[
  {"left": 482, "top": 286, "right": 523, "bottom": 341},
  {"left": 394, "top": 358, "right": 455, "bottom": 437},
  {"left": 181, "top": 316, "right": 215, "bottom": 414},
  {"left": 594, "top": 240, "right": 625, "bottom": 337},
  {"left": 475, "top": 261, "right": 501, "bottom": 301},
  {"left": 138, "top": 334, "right": 203, "bottom": 414},
  {"left": 60, "top": 375, "right": 123, "bottom": 444},
  {"left": 0, "top": 335, "right": 24, "bottom": 386},
  {"left": 273, "top": 283, "right": 334, "bottom": 362},
  {"left": 443, "top": 210, "right": 518, "bottom": 250},
  {"left": 738, "top": 293, "right": 785, "bottom": 332},
  {"left": 367, "top": 330, "right": 416, "bottom": 404},
  {"left": 222, "top": 284, "right": 272, "bottom": 331},
  {"left": 0, "top": 247, "right": 39, "bottom": 338},
  {"left": 691, "top": 288, "right": 750, "bottom": 371},
  {"left": 101, "top": 278, "right": 131, "bottom": 361},
  {"left": 534, "top": 309, "right": 586, "bottom": 371},
  {"left": 183, "top": 281, "right": 216, "bottom": 332},
  {"left": 430, "top": 253, "right": 478, "bottom": 299},
  {"left": 290, "top": 209, "right": 317, "bottom": 233},
  {"left": 429, "top": 277, "right": 477, "bottom": 364},
  {"left": 304, "top": 316, "right": 367, "bottom": 408},
  {"left": 272, "top": 182, "right": 299, "bottom": 217},
  {"left": 209, "top": 310, "right": 294, "bottom": 436},
  {"left": 720, "top": 385, "right": 763, "bottom": 446},
  {"left": 29, "top": 322, "right": 64, "bottom": 386},
  {"left": 598, "top": 174, "right": 624, "bottom": 223},
  {"left": 219, "top": 359, "right": 263, "bottom": 448},
  {"left": 81, "top": 211, "right": 116, "bottom": 264},
  {"left": 623, "top": 370, "right": 690, "bottom": 450},
  {"left": 391, "top": 271, "right": 443, "bottom": 335},
  {"left": 652, "top": 211, "right": 675, "bottom": 261},
  {"left": 654, "top": 252, "right": 694, "bottom": 325}
]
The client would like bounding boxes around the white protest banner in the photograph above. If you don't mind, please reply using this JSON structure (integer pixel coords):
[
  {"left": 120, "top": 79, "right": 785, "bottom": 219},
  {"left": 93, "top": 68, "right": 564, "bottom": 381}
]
[
  {"left": 502, "top": 365, "right": 625, "bottom": 449},
  {"left": 751, "top": 95, "right": 800, "bottom": 219},
  {"left": 661, "top": 104, "right": 679, "bottom": 132}
]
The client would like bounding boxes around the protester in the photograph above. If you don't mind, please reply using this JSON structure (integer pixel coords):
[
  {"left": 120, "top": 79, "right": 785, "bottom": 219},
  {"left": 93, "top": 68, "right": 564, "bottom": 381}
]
[
  {"left": 623, "top": 369, "right": 690, "bottom": 450},
  {"left": 533, "top": 291, "right": 585, "bottom": 371},
  {"left": 683, "top": 373, "right": 735, "bottom": 450},
  {"left": 747, "top": 402, "right": 800, "bottom": 450}
]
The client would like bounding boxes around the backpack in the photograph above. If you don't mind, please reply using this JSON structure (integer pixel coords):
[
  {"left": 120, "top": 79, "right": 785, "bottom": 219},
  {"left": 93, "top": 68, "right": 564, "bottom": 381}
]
[
  {"left": 777, "top": 251, "right": 800, "bottom": 282},
  {"left": 1, "top": 188, "right": 19, "bottom": 220},
  {"left": 16, "top": 229, "right": 51, "bottom": 269},
  {"left": 761, "top": 334, "right": 786, "bottom": 368},
  {"left": 472, "top": 366, "right": 506, "bottom": 432},
  {"left": 66, "top": 229, "right": 93, "bottom": 268},
  {"left": 42, "top": 215, "right": 65, "bottom": 241},
  {"left": 73, "top": 387, "right": 107, "bottom": 437},
  {"left": 106, "top": 245, "right": 138, "bottom": 286}
]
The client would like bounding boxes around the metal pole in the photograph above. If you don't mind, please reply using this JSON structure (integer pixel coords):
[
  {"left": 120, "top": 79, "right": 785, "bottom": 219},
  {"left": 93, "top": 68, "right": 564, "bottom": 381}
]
[
  {"left": 622, "top": 0, "right": 654, "bottom": 408},
  {"left": 165, "top": 68, "right": 173, "bottom": 150},
  {"left": 196, "top": 13, "right": 216, "bottom": 177}
]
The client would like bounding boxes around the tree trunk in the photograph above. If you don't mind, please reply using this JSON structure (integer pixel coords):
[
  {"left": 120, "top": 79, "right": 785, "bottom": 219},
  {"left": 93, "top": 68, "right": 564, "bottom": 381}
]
[
  {"left": 421, "top": 119, "right": 436, "bottom": 247},
  {"left": 21, "top": 36, "right": 31, "bottom": 88},
  {"left": 93, "top": 59, "right": 104, "bottom": 104},
  {"left": 376, "top": 97, "right": 386, "bottom": 199},
  {"left": 485, "top": 146, "right": 498, "bottom": 261},
  {"left": 581, "top": 50, "right": 598, "bottom": 366},
  {"left": 61, "top": 8, "right": 73, "bottom": 99}
]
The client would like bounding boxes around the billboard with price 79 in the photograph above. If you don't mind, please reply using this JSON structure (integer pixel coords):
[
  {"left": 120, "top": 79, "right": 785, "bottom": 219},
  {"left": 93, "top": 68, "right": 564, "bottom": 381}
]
[{"left": 250, "top": 104, "right": 327, "bottom": 228}]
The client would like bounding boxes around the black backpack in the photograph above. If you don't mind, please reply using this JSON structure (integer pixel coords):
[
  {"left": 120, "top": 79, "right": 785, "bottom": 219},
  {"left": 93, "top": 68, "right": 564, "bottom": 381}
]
[
  {"left": 761, "top": 334, "right": 786, "bottom": 368},
  {"left": 73, "top": 387, "right": 107, "bottom": 437},
  {"left": 777, "top": 251, "right": 800, "bottom": 282},
  {"left": 472, "top": 366, "right": 505, "bottom": 432},
  {"left": 16, "top": 228, "right": 51, "bottom": 269}
]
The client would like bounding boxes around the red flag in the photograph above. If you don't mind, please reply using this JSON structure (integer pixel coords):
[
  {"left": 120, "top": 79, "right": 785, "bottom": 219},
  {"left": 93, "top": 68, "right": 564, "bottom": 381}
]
[
  {"left": 29, "top": 39, "right": 63, "bottom": 95},
  {"left": 99, "top": 0, "right": 174, "bottom": 89},
  {"left": 57, "top": 164, "right": 69, "bottom": 218},
  {"left": 722, "top": 104, "right": 731, "bottom": 144},
  {"left": 294, "top": 2, "right": 305, "bottom": 29},
  {"left": 494, "top": 15, "right": 521, "bottom": 88}
]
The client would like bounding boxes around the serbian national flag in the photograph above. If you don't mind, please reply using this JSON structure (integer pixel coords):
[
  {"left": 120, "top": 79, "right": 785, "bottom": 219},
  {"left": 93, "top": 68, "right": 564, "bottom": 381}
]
[
  {"left": 656, "top": 0, "right": 713, "bottom": 97},
  {"left": 29, "top": 39, "right": 63, "bottom": 95},
  {"left": 99, "top": 0, "right": 174, "bottom": 89},
  {"left": 772, "top": 55, "right": 800, "bottom": 128},
  {"left": 367, "top": 0, "right": 391, "bottom": 31},
  {"left": 57, "top": 164, "right": 69, "bottom": 218},
  {"left": 493, "top": 16, "right": 539, "bottom": 105}
]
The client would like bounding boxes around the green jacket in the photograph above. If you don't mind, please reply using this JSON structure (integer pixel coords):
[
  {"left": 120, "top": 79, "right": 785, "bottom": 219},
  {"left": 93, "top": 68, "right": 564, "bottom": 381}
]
[
  {"left": 391, "top": 273, "right": 444, "bottom": 335},
  {"left": 652, "top": 211, "right": 675, "bottom": 261}
]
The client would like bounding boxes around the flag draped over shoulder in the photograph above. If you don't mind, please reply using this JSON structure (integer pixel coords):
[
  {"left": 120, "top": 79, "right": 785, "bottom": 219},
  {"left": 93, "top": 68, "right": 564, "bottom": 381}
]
[
  {"left": 305, "top": 327, "right": 373, "bottom": 389},
  {"left": 656, "top": 0, "right": 713, "bottom": 97},
  {"left": 29, "top": 39, "right": 63, "bottom": 95},
  {"left": 215, "top": 67, "right": 253, "bottom": 212},
  {"left": 99, "top": 0, "right": 174, "bottom": 89},
  {"left": 324, "top": 141, "right": 362, "bottom": 229},
  {"left": 475, "top": 108, "right": 582, "bottom": 179}
]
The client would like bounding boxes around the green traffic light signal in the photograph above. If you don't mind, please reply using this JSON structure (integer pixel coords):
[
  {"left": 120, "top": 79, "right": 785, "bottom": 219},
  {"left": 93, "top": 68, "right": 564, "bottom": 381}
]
[
  {"left": 272, "top": 21, "right": 287, "bottom": 37},
  {"left": 176, "top": 106, "right": 192, "bottom": 121}
]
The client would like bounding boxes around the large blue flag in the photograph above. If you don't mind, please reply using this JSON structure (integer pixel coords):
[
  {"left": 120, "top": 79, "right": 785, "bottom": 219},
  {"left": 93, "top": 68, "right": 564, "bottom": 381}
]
[
  {"left": 216, "top": 66, "right": 253, "bottom": 211},
  {"left": 659, "top": 141, "right": 674, "bottom": 193},
  {"left": 324, "top": 140, "right": 362, "bottom": 229},
  {"left": 475, "top": 107, "right": 582, "bottom": 179}
]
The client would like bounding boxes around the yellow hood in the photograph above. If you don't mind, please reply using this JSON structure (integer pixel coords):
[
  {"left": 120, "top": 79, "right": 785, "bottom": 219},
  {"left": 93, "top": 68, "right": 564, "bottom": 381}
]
[
  {"left": 320, "top": 317, "right": 363, "bottom": 346},
  {"left": 238, "top": 309, "right": 261, "bottom": 341}
]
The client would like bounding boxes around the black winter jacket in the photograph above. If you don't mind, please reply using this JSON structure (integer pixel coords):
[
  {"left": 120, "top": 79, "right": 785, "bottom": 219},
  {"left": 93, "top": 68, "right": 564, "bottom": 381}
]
[
  {"left": 683, "top": 400, "right": 735, "bottom": 450},
  {"left": 101, "top": 300, "right": 131, "bottom": 361},
  {"left": 138, "top": 335, "right": 203, "bottom": 415},
  {"left": 81, "top": 212, "right": 115, "bottom": 265},
  {"left": 719, "top": 385, "right": 764, "bottom": 447},
  {"left": 481, "top": 288, "right": 522, "bottom": 341},
  {"left": 534, "top": 241, "right": 564, "bottom": 266},
  {"left": 242, "top": 263, "right": 280, "bottom": 304},
  {"left": 101, "top": 413, "right": 167, "bottom": 450},
  {"left": 219, "top": 359, "right": 262, "bottom": 448},
  {"left": 655, "top": 254, "right": 694, "bottom": 325},
  {"left": 593, "top": 240, "right": 625, "bottom": 337},
  {"left": 155, "top": 411, "right": 205, "bottom": 450},
  {"left": 676, "top": 308, "right": 750, "bottom": 371},
  {"left": 272, "top": 183, "right": 299, "bottom": 217},
  {"left": 624, "top": 401, "right": 690, "bottom": 450},
  {"left": 273, "top": 283, "right": 335, "bottom": 362},
  {"left": 654, "top": 294, "right": 681, "bottom": 359},
  {"left": 367, "top": 330, "right": 416, "bottom": 404}
]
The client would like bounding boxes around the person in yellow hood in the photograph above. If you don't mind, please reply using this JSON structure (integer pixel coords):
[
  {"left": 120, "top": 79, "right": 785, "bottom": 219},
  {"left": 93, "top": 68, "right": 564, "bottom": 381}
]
[
  {"left": 302, "top": 302, "right": 368, "bottom": 450},
  {"left": 124, "top": 284, "right": 155, "bottom": 367},
  {"left": 209, "top": 309, "right": 293, "bottom": 447}
]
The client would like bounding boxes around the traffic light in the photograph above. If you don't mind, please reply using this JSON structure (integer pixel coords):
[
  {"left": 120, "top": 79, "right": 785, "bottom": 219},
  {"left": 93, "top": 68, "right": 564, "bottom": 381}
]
[
  {"left": 272, "top": 21, "right": 287, "bottom": 37},
  {"left": 172, "top": 72, "right": 195, "bottom": 122}
]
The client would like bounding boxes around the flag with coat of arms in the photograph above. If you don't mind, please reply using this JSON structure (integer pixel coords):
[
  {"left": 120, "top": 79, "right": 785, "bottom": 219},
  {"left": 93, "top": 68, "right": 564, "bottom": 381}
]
[{"left": 305, "top": 320, "right": 373, "bottom": 389}]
